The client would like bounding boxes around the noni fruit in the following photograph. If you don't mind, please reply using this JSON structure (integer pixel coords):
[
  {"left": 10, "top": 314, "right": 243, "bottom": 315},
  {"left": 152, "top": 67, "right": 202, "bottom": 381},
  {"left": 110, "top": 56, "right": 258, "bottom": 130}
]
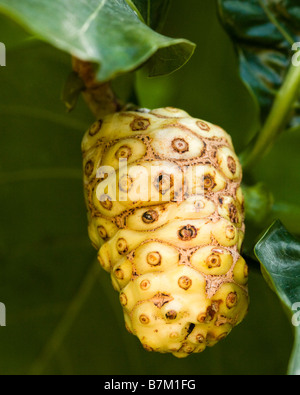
[{"left": 82, "top": 107, "right": 249, "bottom": 358}]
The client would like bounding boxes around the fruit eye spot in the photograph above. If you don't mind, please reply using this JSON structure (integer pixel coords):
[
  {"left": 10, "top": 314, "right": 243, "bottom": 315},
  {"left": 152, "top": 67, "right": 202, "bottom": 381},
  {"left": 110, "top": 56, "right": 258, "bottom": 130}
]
[
  {"left": 115, "top": 145, "right": 132, "bottom": 160},
  {"left": 114, "top": 268, "right": 124, "bottom": 280},
  {"left": 117, "top": 238, "right": 128, "bottom": 255},
  {"left": 226, "top": 292, "right": 238, "bottom": 309},
  {"left": 100, "top": 195, "right": 113, "bottom": 211},
  {"left": 225, "top": 225, "right": 236, "bottom": 240},
  {"left": 140, "top": 280, "right": 151, "bottom": 290},
  {"left": 119, "top": 175, "right": 133, "bottom": 193},
  {"left": 119, "top": 293, "right": 127, "bottom": 306},
  {"left": 165, "top": 310, "right": 177, "bottom": 320},
  {"left": 172, "top": 138, "right": 189, "bottom": 153},
  {"left": 178, "top": 225, "right": 197, "bottom": 241},
  {"left": 139, "top": 314, "right": 150, "bottom": 325},
  {"left": 178, "top": 276, "right": 192, "bottom": 290},
  {"left": 194, "top": 200, "right": 205, "bottom": 211},
  {"left": 85, "top": 160, "right": 94, "bottom": 177},
  {"left": 147, "top": 252, "right": 162, "bottom": 266},
  {"left": 203, "top": 174, "right": 216, "bottom": 191},
  {"left": 154, "top": 173, "right": 174, "bottom": 195},
  {"left": 142, "top": 210, "right": 159, "bottom": 224},
  {"left": 97, "top": 226, "right": 108, "bottom": 240},
  {"left": 130, "top": 117, "right": 150, "bottom": 131},
  {"left": 196, "top": 120, "right": 210, "bottom": 131},
  {"left": 227, "top": 156, "right": 237, "bottom": 174},
  {"left": 89, "top": 119, "right": 103, "bottom": 136},
  {"left": 206, "top": 254, "right": 221, "bottom": 268},
  {"left": 196, "top": 334, "right": 205, "bottom": 343}
]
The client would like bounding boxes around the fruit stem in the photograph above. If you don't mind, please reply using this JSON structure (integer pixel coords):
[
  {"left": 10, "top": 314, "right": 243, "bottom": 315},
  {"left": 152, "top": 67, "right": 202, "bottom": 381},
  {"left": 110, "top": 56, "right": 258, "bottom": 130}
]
[
  {"left": 72, "top": 57, "right": 121, "bottom": 119},
  {"left": 241, "top": 53, "right": 300, "bottom": 170}
]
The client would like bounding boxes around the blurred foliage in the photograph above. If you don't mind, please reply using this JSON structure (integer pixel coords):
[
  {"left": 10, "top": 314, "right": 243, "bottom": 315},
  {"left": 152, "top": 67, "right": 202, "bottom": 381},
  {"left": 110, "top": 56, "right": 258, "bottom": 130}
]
[
  {"left": 218, "top": 0, "right": 300, "bottom": 126},
  {"left": 0, "top": 0, "right": 298, "bottom": 375}
]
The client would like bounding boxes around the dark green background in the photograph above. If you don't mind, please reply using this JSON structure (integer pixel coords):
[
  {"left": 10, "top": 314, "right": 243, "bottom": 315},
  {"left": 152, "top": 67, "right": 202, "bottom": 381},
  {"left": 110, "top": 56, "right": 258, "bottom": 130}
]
[{"left": 0, "top": 0, "right": 294, "bottom": 374}]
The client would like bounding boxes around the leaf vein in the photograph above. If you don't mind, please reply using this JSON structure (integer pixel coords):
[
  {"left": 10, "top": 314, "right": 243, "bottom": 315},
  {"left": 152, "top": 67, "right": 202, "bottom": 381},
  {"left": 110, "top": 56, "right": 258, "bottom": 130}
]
[{"left": 79, "top": 0, "right": 106, "bottom": 35}]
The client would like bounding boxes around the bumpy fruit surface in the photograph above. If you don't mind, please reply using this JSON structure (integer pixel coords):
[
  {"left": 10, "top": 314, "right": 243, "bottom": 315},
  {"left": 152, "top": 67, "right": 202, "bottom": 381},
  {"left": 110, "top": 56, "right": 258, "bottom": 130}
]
[{"left": 82, "top": 107, "right": 249, "bottom": 358}]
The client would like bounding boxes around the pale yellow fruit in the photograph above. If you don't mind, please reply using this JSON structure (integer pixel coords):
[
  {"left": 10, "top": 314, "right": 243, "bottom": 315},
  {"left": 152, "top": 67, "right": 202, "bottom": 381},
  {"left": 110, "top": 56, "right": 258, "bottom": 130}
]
[{"left": 82, "top": 108, "right": 249, "bottom": 357}]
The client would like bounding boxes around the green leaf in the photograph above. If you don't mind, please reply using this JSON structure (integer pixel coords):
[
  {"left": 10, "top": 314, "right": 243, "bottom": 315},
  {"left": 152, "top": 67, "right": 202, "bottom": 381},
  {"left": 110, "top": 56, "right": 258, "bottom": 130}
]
[
  {"left": 0, "top": 0, "right": 195, "bottom": 82},
  {"left": 218, "top": 0, "right": 300, "bottom": 125},
  {"left": 255, "top": 220, "right": 300, "bottom": 375}
]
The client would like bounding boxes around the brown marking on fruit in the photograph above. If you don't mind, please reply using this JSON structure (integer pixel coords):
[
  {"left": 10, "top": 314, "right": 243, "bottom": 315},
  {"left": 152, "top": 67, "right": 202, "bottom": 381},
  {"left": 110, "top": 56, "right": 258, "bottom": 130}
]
[
  {"left": 227, "top": 156, "right": 237, "bottom": 174},
  {"left": 226, "top": 292, "right": 238, "bottom": 309},
  {"left": 100, "top": 195, "right": 113, "bottom": 211},
  {"left": 206, "top": 254, "right": 221, "bottom": 269},
  {"left": 217, "top": 332, "right": 228, "bottom": 341},
  {"left": 97, "top": 171, "right": 109, "bottom": 182},
  {"left": 154, "top": 172, "right": 174, "bottom": 195},
  {"left": 196, "top": 334, "right": 205, "bottom": 344},
  {"left": 178, "top": 276, "right": 192, "bottom": 290},
  {"left": 179, "top": 343, "right": 195, "bottom": 354},
  {"left": 114, "top": 268, "right": 124, "bottom": 280},
  {"left": 119, "top": 293, "right": 127, "bottom": 306},
  {"left": 151, "top": 292, "right": 173, "bottom": 309},
  {"left": 130, "top": 117, "right": 150, "bottom": 131},
  {"left": 97, "top": 225, "right": 108, "bottom": 240},
  {"left": 196, "top": 120, "right": 210, "bottom": 131},
  {"left": 198, "top": 302, "right": 220, "bottom": 323},
  {"left": 215, "top": 315, "right": 228, "bottom": 327},
  {"left": 165, "top": 310, "right": 177, "bottom": 320},
  {"left": 143, "top": 344, "right": 153, "bottom": 352},
  {"left": 228, "top": 203, "right": 239, "bottom": 224},
  {"left": 85, "top": 160, "right": 94, "bottom": 177},
  {"left": 140, "top": 279, "right": 151, "bottom": 290},
  {"left": 119, "top": 175, "right": 133, "bottom": 193},
  {"left": 142, "top": 210, "right": 159, "bottom": 224},
  {"left": 225, "top": 225, "right": 236, "bottom": 240},
  {"left": 117, "top": 238, "right": 129, "bottom": 255},
  {"left": 147, "top": 251, "right": 162, "bottom": 266},
  {"left": 172, "top": 138, "right": 189, "bottom": 154},
  {"left": 178, "top": 225, "right": 197, "bottom": 241},
  {"left": 204, "top": 174, "right": 216, "bottom": 191},
  {"left": 89, "top": 120, "right": 103, "bottom": 136},
  {"left": 139, "top": 314, "right": 150, "bottom": 325},
  {"left": 115, "top": 145, "right": 132, "bottom": 160}
]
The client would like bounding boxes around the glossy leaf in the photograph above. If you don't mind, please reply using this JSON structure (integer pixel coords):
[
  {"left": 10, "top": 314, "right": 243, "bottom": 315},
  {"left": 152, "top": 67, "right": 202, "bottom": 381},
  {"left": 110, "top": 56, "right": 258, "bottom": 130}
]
[
  {"left": 218, "top": 0, "right": 300, "bottom": 124},
  {"left": 0, "top": 0, "right": 195, "bottom": 82},
  {"left": 255, "top": 221, "right": 300, "bottom": 375}
]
